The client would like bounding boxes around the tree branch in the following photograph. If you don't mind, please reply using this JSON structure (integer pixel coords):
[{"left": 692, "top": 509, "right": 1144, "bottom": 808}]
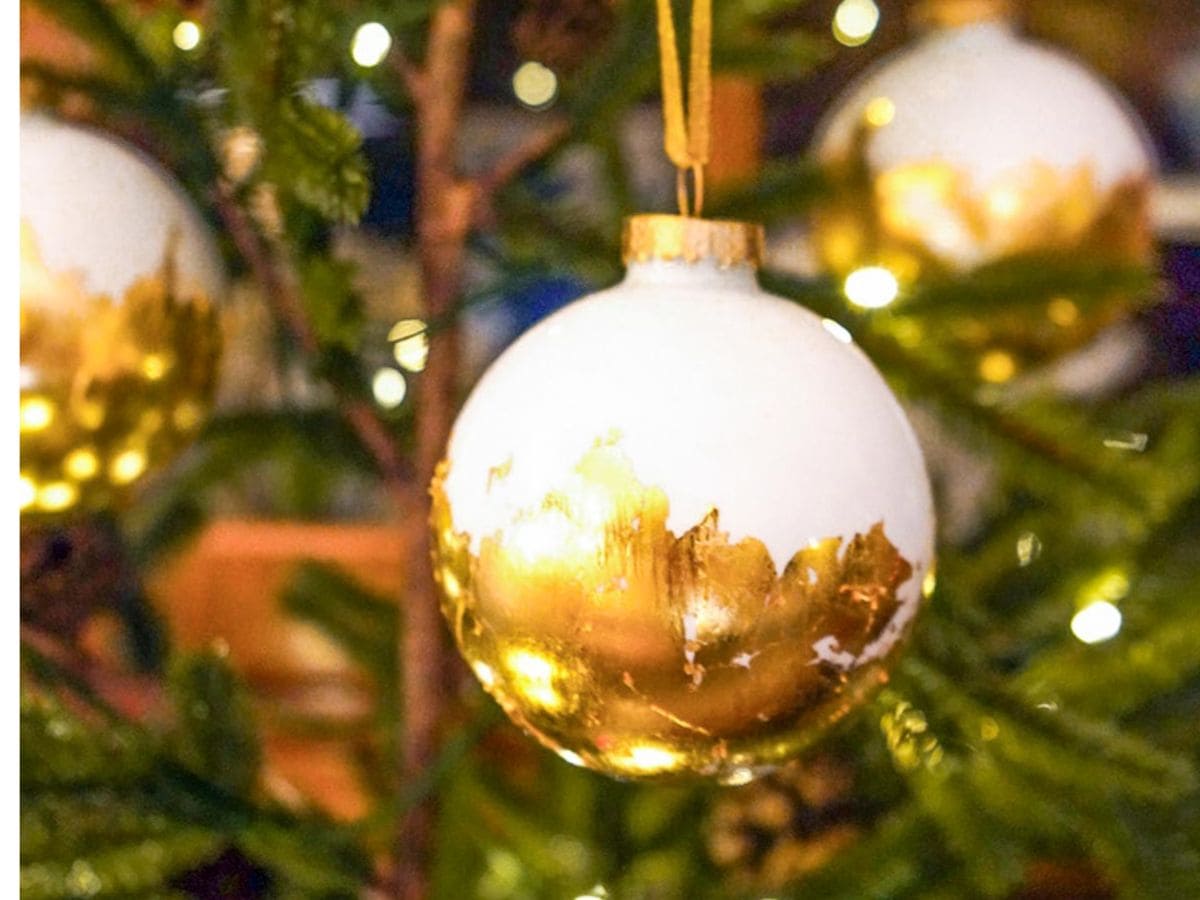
[{"left": 213, "top": 182, "right": 416, "bottom": 498}]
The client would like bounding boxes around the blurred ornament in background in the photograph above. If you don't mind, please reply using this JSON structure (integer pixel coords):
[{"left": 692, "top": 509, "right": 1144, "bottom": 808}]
[
  {"left": 20, "top": 114, "right": 225, "bottom": 517},
  {"left": 810, "top": 0, "right": 1157, "bottom": 374},
  {"left": 432, "top": 215, "right": 935, "bottom": 782}
]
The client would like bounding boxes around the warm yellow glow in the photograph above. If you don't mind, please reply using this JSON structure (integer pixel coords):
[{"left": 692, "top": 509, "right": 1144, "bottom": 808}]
[
  {"left": 1071, "top": 600, "right": 1122, "bottom": 644},
  {"left": 504, "top": 648, "right": 563, "bottom": 711},
  {"left": 978, "top": 350, "right": 1016, "bottom": 383},
  {"left": 389, "top": 319, "right": 429, "bottom": 372},
  {"left": 921, "top": 568, "right": 937, "bottom": 599},
  {"left": 141, "top": 353, "right": 168, "bottom": 380},
  {"left": 844, "top": 266, "right": 899, "bottom": 309},
  {"left": 472, "top": 661, "right": 496, "bottom": 689},
  {"left": 833, "top": 0, "right": 880, "bottom": 46},
  {"left": 864, "top": 96, "right": 895, "bottom": 128},
  {"left": 573, "top": 887, "right": 609, "bottom": 900},
  {"left": 440, "top": 568, "right": 462, "bottom": 599},
  {"left": 173, "top": 20, "right": 202, "bottom": 52},
  {"left": 985, "top": 185, "right": 1024, "bottom": 220},
  {"left": 109, "top": 449, "right": 148, "bottom": 485},
  {"left": 38, "top": 481, "right": 78, "bottom": 512},
  {"left": 372, "top": 368, "right": 408, "bottom": 408},
  {"left": 21, "top": 397, "right": 55, "bottom": 431},
  {"left": 1047, "top": 297, "right": 1080, "bottom": 327},
  {"left": 609, "top": 743, "right": 679, "bottom": 775},
  {"left": 351, "top": 22, "right": 392, "bottom": 68},
  {"left": 18, "top": 476, "right": 37, "bottom": 510},
  {"left": 980, "top": 717, "right": 1000, "bottom": 741},
  {"left": 64, "top": 448, "right": 100, "bottom": 481},
  {"left": 512, "top": 61, "right": 559, "bottom": 109}
]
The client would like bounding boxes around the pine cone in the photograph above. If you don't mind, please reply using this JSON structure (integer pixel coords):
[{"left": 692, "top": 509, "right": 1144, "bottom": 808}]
[
  {"left": 707, "top": 755, "right": 862, "bottom": 891},
  {"left": 512, "top": 0, "right": 617, "bottom": 74},
  {"left": 21, "top": 521, "right": 126, "bottom": 641}
]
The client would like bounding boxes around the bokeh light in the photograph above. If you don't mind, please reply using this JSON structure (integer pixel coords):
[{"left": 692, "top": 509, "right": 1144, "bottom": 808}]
[
  {"left": 833, "top": 0, "right": 880, "bottom": 47},
  {"left": 844, "top": 265, "right": 899, "bottom": 308},
  {"left": 173, "top": 20, "right": 202, "bottom": 52},
  {"left": 352, "top": 22, "right": 393, "bottom": 68},
  {"left": 389, "top": 318, "right": 429, "bottom": 372},
  {"left": 1071, "top": 600, "right": 1122, "bottom": 644},
  {"left": 512, "top": 61, "right": 559, "bottom": 110},
  {"left": 372, "top": 367, "right": 408, "bottom": 408}
]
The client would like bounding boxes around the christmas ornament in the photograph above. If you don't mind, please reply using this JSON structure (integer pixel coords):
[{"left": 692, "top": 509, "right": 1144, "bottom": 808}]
[
  {"left": 431, "top": 216, "right": 936, "bottom": 782},
  {"left": 810, "top": 1, "right": 1155, "bottom": 372},
  {"left": 20, "top": 114, "right": 224, "bottom": 516}
]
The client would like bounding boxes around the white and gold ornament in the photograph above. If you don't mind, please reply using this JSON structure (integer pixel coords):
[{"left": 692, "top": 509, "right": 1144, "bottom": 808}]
[
  {"left": 20, "top": 114, "right": 225, "bottom": 515},
  {"left": 432, "top": 215, "right": 936, "bottom": 781},
  {"left": 811, "top": 1, "right": 1155, "bottom": 368}
]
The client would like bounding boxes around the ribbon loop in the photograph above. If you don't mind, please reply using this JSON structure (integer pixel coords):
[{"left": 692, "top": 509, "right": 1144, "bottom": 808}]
[{"left": 655, "top": 0, "right": 713, "bottom": 217}]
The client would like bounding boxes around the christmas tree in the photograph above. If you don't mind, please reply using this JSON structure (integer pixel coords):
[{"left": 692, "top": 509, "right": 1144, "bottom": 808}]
[{"left": 19, "top": 0, "right": 1200, "bottom": 897}]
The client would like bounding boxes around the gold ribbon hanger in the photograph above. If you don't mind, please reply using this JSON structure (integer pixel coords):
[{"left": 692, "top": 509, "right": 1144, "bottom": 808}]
[{"left": 655, "top": 0, "right": 712, "bottom": 218}]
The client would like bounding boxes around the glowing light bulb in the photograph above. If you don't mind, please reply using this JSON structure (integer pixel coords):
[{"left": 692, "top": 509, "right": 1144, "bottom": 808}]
[
  {"left": 351, "top": 22, "right": 392, "bottom": 68},
  {"left": 38, "top": 481, "right": 78, "bottom": 512},
  {"left": 978, "top": 350, "right": 1016, "bottom": 384},
  {"left": 389, "top": 319, "right": 429, "bottom": 372},
  {"left": 173, "top": 20, "right": 202, "bottom": 52},
  {"left": 833, "top": 0, "right": 880, "bottom": 47},
  {"left": 1071, "top": 600, "right": 1122, "bottom": 644},
  {"left": 64, "top": 448, "right": 100, "bottom": 481},
  {"left": 20, "top": 397, "right": 54, "bottom": 431},
  {"left": 512, "top": 61, "right": 558, "bottom": 110},
  {"left": 372, "top": 368, "right": 408, "bottom": 408},
  {"left": 109, "top": 449, "right": 147, "bottom": 485},
  {"left": 18, "top": 475, "right": 37, "bottom": 510},
  {"left": 844, "top": 266, "right": 899, "bottom": 309}
]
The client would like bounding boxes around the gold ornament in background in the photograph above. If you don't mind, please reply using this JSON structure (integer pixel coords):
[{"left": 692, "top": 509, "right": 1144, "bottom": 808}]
[
  {"left": 19, "top": 223, "right": 222, "bottom": 516},
  {"left": 812, "top": 118, "right": 1153, "bottom": 377},
  {"left": 431, "top": 437, "right": 920, "bottom": 782}
]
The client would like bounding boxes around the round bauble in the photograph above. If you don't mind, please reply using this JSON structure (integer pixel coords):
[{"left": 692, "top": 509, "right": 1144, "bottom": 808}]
[
  {"left": 432, "top": 215, "right": 936, "bottom": 782},
  {"left": 20, "top": 114, "right": 225, "bottom": 516},
  {"left": 810, "top": 15, "right": 1156, "bottom": 373}
]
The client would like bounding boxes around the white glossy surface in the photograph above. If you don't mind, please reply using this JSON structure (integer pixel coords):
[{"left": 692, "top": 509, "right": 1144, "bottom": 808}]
[
  {"left": 20, "top": 114, "right": 226, "bottom": 303},
  {"left": 816, "top": 22, "right": 1154, "bottom": 192},
  {"left": 443, "top": 259, "right": 936, "bottom": 598}
]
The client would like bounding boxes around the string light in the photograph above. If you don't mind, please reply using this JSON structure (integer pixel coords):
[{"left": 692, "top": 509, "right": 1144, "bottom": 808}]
[
  {"left": 844, "top": 266, "right": 899, "bottom": 309},
  {"left": 833, "top": 0, "right": 880, "bottom": 47},
  {"left": 372, "top": 367, "right": 408, "bottom": 408},
  {"left": 1071, "top": 600, "right": 1122, "bottom": 644},
  {"left": 173, "top": 20, "right": 202, "bottom": 52},
  {"left": 351, "top": 22, "right": 392, "bottom": 68},
  {"left": 978, "top": 350, "right": 1017, "bottom": 384},
  {"left": 389, "top": 318, "right": 429, "bottom": 372},
  {"left": 512, "top": 61, "right": 559, "bottom": 110}
]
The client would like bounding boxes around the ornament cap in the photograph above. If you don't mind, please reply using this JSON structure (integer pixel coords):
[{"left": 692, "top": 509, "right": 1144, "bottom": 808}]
[
  {"left": 910, "top": 0, "right": 1015, "bottom": 30},
  {"left": 622, "top": 214, "right": 765, "bottom": 269}
]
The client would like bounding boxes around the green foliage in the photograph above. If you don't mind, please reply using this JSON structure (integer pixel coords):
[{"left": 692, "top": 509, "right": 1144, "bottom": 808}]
[
  {"left": 167, "top": 652, "right": 262, "bottom": 797},
  {"left": 213, "top": 0, "right": 370, "bottom": 223},
  {"left": 280, "top": 560, "right": 398, "bottom": 692}
]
